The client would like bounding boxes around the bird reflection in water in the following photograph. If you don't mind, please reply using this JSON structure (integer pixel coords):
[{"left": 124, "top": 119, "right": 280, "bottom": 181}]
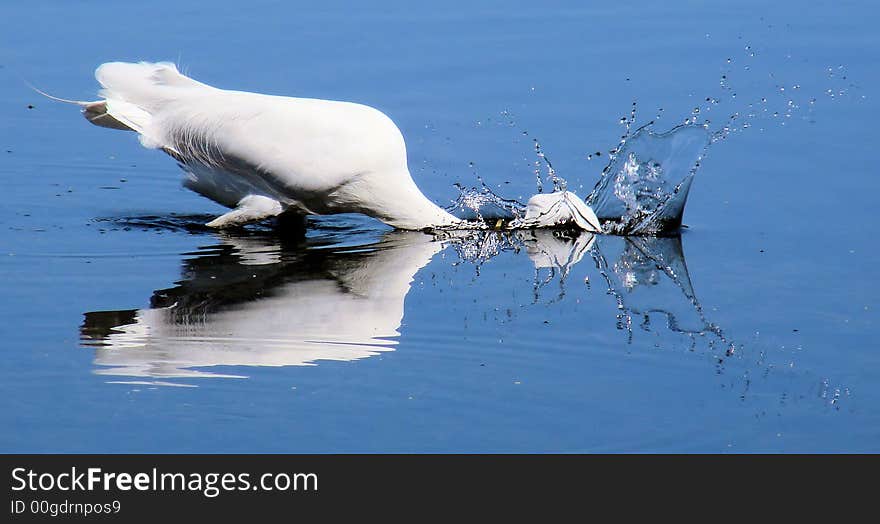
[
  {"left": 81, "top": 228, "right": 444, "bottom": 381},
  {"left": 444, "top": 229, "right": 731, "bottom": 350},
  {"left": 81, "top": 222, "right": 730, "bottom": 384}
]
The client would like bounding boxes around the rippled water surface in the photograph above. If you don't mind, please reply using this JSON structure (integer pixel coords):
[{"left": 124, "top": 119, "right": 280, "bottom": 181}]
[{"left": 1, "top": 0, "right": 878, "bottom": 452}]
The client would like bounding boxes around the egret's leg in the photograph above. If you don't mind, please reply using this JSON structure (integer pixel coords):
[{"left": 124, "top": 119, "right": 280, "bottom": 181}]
[
  {"left": 205, "top": 195, "right": 284, "bottom": 228},
  {"left": 275, "top": 210, "right": 308, "bottom": 239}
]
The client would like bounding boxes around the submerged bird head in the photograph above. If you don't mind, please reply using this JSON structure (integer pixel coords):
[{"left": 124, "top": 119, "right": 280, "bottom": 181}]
[{"left": 511, "top": 191, "right": 603, "bottom": 233}]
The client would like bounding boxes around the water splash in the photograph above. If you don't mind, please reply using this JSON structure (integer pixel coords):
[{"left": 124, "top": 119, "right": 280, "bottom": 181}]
[
  {"left": 447, "top": 45, "right": 859, "bottom": 236},
  {"left": 449, "top": 97, "right": 711, "bottom": 235},
  {"left": 533, "top": 137, "right": 566, "bottom": 193},
  {"left": 446, "top": 120, "right": 708, "bottom": 236},
  {"left": 586, "top": 123, "right": 711, "bottom": 235},
  {"left": 447, "top": 181, "right": 524, "bottom": 225}
]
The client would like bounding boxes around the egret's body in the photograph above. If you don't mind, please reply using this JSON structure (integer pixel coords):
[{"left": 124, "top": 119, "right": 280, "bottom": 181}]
[
  {"left": 58, "top": 61, "right": 601, "bottom": 233},
  {"left": 75, "top": 62, "right": 459, "bottom": 229}
]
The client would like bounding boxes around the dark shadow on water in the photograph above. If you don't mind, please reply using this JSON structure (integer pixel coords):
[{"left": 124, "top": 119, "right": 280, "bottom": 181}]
[
  {"left": 96, "top": 214, "right": 218, "bottom": 234},
  {"left": 96, "top": 212, "right": 306, "bottom": 238},
  {"left": 94, "top": 212, "right": 385, "bottom": 247}
]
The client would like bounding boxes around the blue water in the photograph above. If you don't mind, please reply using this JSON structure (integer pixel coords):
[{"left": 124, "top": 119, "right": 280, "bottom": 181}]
[{"left": 1, "top": 0, "right": 878, "bottom": 452}]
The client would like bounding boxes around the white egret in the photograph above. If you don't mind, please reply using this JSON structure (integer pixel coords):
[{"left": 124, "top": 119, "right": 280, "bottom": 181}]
[{"left": 48, "top": 61, "right": 601, "bottom": 232}]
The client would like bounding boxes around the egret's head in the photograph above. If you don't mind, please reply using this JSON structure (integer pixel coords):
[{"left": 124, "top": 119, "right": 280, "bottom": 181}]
[{"left": 512, "top": 191, "right": 602, "bottom": 233}]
